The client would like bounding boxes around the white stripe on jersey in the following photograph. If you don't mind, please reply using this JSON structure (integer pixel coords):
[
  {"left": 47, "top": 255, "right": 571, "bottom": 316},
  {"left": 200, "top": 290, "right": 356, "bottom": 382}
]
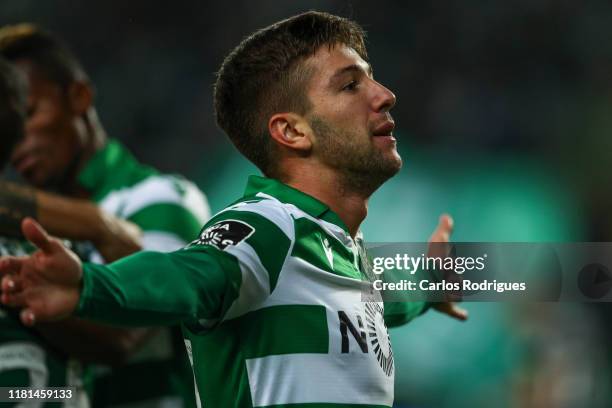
[
  {"left": 99, "top": 175, "right": 210, "bottom": 222},
  {"left": 245, "top": 352, "right": 393, "bottom": 407}
]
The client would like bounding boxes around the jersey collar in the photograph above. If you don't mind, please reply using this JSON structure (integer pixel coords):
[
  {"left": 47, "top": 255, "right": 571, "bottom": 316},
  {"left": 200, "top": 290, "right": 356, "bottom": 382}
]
[
  {"left": 77, "top": 139, "right": 156, "bottom": 201},
  {"left": 244, "top": 175, "right": 351, "bottom": 235}
]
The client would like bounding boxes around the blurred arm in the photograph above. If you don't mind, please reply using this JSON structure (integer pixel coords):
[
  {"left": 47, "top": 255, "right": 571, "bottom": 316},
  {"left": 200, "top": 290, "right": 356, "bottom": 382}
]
[
  {"left": 0, "top": 179, "right": 142, "bottom": 262},
  {"left": 36, "top": 190, "right": 142, "bottom": 262}
]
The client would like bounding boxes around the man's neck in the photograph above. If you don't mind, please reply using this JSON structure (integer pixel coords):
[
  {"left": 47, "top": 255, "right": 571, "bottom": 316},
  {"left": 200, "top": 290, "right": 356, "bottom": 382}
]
[{"left": 284, "top": 163, "right": 369, "bottom": 238}]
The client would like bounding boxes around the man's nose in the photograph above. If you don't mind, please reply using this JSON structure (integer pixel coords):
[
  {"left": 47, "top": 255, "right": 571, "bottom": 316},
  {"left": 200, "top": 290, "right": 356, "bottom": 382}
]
[{"left": 372, "top": 81, "right": 396, "bottom": 113}]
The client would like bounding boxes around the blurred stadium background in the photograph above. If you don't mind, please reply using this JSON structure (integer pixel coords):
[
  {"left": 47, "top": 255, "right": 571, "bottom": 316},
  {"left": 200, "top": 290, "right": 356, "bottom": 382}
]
[{"left": 2, "top": 0, "right": 612, "bottom": 406}]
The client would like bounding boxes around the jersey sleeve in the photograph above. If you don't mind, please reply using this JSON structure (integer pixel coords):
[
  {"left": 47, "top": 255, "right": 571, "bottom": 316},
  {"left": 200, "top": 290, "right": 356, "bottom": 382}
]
[
  {"left": 383, "top": 301, "right": 429, "bottom": 328},
  {"left": 76, "top": 201, "right": 292, "bottom": 329}
]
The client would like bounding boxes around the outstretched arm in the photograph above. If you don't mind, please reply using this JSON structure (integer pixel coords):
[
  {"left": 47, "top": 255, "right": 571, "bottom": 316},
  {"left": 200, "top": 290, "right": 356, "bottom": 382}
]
[
  {"left": 383, "top": 214, "right": 468, "bottom": 327},
  {"left": 0, "top": 218, "right": 232, "bottom": 328}
]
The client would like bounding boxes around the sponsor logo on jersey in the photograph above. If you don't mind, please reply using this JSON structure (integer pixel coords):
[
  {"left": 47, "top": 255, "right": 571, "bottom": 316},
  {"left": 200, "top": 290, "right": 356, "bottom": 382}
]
[
  {"left": 189, "top": 220, "right": 255, "bottom": 250},
  {"left": 338, "top": 303, "right": 394, "bottom": 376}
]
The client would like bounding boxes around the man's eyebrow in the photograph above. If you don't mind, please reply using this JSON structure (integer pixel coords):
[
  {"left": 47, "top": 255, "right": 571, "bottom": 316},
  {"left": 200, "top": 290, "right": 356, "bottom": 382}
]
[{"left": 328, "top": 63, "right": 373, "bottom": 86}]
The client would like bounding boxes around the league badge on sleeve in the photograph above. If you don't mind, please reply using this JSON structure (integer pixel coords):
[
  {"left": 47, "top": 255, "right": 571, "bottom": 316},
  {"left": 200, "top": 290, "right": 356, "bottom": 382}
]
[{"left": 188, "top": 219, "right": 255, "bottom": 250}]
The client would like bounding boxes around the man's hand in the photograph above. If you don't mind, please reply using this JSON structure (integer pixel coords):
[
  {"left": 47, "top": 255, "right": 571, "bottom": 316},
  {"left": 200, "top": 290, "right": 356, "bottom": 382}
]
[
  {"left": 0, "top": 218, "right": 83, "bottom": 326},
  {"left": 428, "top": 214, "right": 468, "bottom": 321}
]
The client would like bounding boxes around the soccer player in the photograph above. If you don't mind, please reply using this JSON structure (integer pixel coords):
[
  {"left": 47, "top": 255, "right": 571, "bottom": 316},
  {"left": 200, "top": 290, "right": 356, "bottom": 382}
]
[
  {"left": 0, "top": 54, "right": 147, "bottom": 406},
  {"left": 0, "top": 25, "right": 210, "bottom": 408},
  {"left": 0, "top": 12, "right": 466, "bottom": 407}
]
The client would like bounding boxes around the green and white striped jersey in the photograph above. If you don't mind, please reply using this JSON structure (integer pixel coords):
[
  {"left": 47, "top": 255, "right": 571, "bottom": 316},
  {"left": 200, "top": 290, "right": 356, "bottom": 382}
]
[
  {"left": 78, "top": 140, "right": 210, "bottom": 257},
  {"left": 0, "top": 237, "right": 89, "bottom": 408},
  {"left": 77, "top": 140, "right": 210, "bottom": 408},
  {"left": 78, "top": 175, "right": 428, "bottom": 408}
]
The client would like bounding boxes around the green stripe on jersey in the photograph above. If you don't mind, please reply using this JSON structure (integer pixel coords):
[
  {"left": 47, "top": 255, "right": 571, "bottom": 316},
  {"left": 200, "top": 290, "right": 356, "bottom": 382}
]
[
  {"left": 128, "top": 202, "right": 203, "bottom": 242},
  {"left": 292, "top": 217, "right": 360, "bottom": 280},
  {"left": 233, "top": 305, "right": 328, "bottom": 359}
]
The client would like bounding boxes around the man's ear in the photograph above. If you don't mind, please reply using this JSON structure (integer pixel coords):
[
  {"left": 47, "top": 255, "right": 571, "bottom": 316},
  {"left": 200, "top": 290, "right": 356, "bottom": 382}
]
[
  {"left": 268, "top": 113, "right": 312, "bottom": 152},
  {"left": 67, "top": 81, "right": 93, "bottom": 116}
]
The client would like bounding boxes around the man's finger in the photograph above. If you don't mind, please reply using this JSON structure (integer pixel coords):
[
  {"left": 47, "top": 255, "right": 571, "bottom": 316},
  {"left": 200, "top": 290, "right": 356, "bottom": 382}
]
[
  {"left": 1, "top": 274, "right": 26, "bottom": 307},
  {"left": 22, "top": 218, "right": 55, "bottom": 254},
  {"left": 439, "top": 214, "right": 453, "bottom": 234},
  {"left": 429, "top": 214, "right": 454, "bottom": 243},
  {"left": 1, "top": 274, "right": 22, "bottom": 293},
  {"left": 0, "top": 256, "right": 25, "bottom": 276},
  {"left": 435, "top": 302, "right": 468, "bottom": 321}
]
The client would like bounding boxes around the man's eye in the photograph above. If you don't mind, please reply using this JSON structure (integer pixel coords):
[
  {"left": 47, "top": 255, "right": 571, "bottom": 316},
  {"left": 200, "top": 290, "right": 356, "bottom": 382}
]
[{"left": 342, "top": 80, "right": 358, "bottom": 92}]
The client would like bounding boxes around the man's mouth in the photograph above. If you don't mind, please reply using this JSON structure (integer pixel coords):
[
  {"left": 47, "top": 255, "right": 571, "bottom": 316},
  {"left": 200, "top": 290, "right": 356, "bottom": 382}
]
[{"left": 371, "top": 121, "right": 395, "bottom": 138}]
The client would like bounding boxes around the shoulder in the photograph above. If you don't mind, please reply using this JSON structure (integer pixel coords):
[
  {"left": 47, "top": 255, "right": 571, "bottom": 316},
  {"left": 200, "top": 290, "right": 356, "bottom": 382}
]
[
  {"left": 184, "top": 195, "right": 295, "bottom": 321},
  {"left": 104, "top": 174, "right": 210, "bottom": 223},
  {"left": 204, "top": 193, "right": 294, "bottom": 242},
  {"left": 189, "top": 195, "right": 294, "bottom": 284}
]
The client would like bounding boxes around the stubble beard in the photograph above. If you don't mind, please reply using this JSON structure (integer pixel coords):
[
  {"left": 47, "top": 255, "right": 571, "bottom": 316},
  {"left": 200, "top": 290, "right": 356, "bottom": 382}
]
[{"left": 309, "top": 115, "right": 402, "bottom": 197}]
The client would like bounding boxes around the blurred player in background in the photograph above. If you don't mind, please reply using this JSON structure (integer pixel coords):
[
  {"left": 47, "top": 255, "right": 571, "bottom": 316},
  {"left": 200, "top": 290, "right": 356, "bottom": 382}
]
[
  {"left": 0, "top": 12, "right": 464, "bottom": 407},
  {"left": 0, "top": 24, "right": 210, "bottom": 408},
  {"left": 0, "top": 54, "right": 148, "bottom": 407},
  {"left": 0, "top": 52, "right": 96, "bottom": 408}
]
